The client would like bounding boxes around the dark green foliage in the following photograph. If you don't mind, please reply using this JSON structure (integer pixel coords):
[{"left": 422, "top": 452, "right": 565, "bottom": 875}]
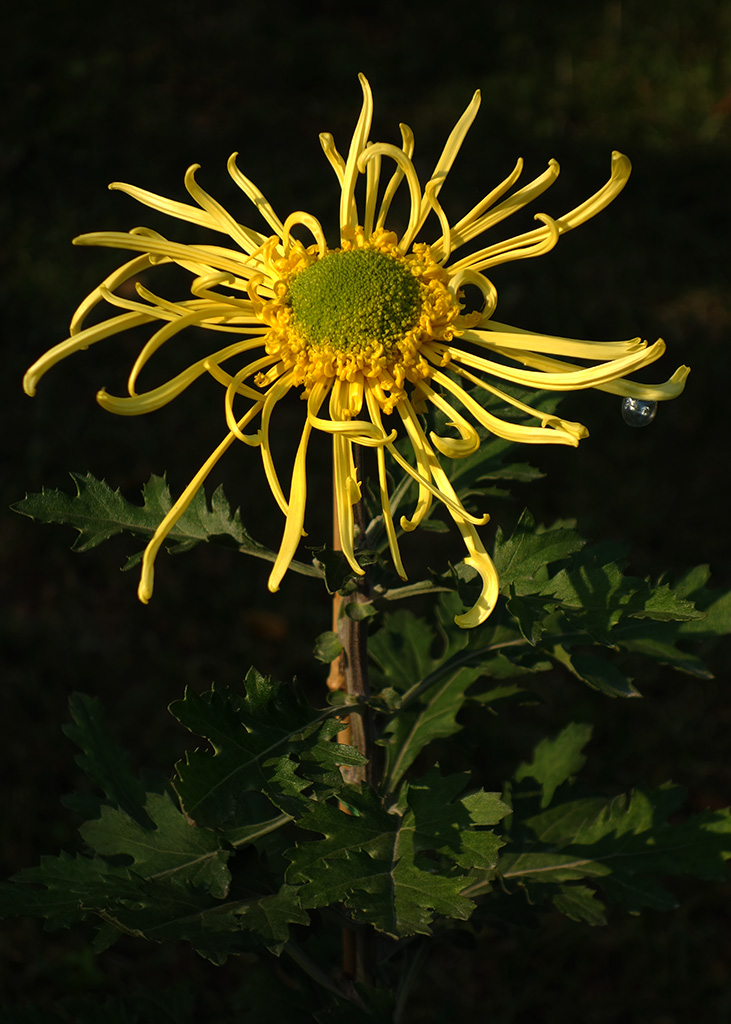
[{"left": 499, "top": 724, "right": 731, "bottom": 921}]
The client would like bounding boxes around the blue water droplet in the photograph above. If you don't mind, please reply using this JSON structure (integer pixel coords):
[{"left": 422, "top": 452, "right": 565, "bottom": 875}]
[{"left": 621, "top": 397, "right": 657, "bottom": 428}]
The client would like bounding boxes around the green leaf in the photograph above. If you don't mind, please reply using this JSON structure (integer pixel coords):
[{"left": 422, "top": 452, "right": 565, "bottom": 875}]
[
  {"left": 633, "top": 581, "right": 705, "bottom": 622},
  {"left": 543, "top": 559, "right": 635, "bottom": 645},
  {"left": 493, "top": 510, "right": 585, "bottom": 596},
  {"left": 505, "top": 590, "right": 556, "bottom": 645},
  {"left": 286, "top": 772, "right": 510, "bottom": 938},
  {"left": 381, "top": 664, "right": 485, "bottom": 794},
  {"left": 0, "top": 849, "right": 307, "bottom": 961},
  {"left": 613, "top": 621, "right": 714, "bottom": 678},
  {"left": 170, "top": 669, "right": 365, "bottom": 829},
  {"left": 369, "top": 611, "right": 499, "bottom": 792},
  {"left": 514, "top": 723, "right": 593, "bottom": 808},
  {"left": 541, "top": 544, "right": 704, "bottom": 646},
  {"left": 313, "top": 631, "right": 343, "bottom": 664},
  {"left": 62, "top": 693, "right": 154, "bottom": 828},
  {"left": 551, "top": 884, "right": 607, "bottom": 926},
  {"left": 673, "top": 565, "right": 731, "bottom": 638},
  {"left": 13, "top": 472, "right": 319, "bottom": 577},
  {"left": 551, "top": 647, "right": 640, "bottom": 699},
  {"left": 499, "top": 783, "right": 731, "bottom": 916},
  {"left": 81, "top": 790, "right": 233, "bottom": 898},
  {"left": 368, "top": 610, "right": 437, "bottom": 693}
]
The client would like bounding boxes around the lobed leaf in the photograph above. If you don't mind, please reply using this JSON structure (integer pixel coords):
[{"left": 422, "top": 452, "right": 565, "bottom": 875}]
[
  {"left": 286, "top": 770, "right": 510, "bottom": 939},
  {"left": 13, "top": 472, "right": 319, "bottom": 576}
]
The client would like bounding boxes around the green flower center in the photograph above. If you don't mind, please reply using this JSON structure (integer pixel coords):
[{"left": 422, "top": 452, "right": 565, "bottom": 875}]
[{"left": 287, "top": 248, "right": 422, "bottom": 354}]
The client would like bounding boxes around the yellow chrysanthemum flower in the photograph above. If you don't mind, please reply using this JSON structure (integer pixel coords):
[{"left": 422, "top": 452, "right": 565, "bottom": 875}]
[{"left": 24, "top": 75, "right": 689, "bottom": 628}]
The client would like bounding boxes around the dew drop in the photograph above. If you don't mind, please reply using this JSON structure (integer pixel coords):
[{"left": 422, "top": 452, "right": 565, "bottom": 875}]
[{"left": 621, "top": 396, "right": 657, "bottom": 428}]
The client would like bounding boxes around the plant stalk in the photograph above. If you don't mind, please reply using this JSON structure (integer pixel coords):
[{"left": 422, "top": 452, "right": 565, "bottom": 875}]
[{"left": 325, "top": 445, "right": 377, "bottom": 984}]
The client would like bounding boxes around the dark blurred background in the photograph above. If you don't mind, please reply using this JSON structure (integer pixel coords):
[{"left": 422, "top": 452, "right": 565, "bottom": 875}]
[{"left": 2, "top": 1, "right": 730, "bottom": 1020}]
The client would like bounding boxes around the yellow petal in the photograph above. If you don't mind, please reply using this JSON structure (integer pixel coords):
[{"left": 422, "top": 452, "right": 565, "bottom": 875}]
[
  {"left": 227, "top": 153, "right": 286, "bottom": 239},
  {"left": 431, "top": 369, "right": 585, "bottom": 447},
  {"left": 267, "top": 383, "right": 328, "bottom": 592},
  {"left": 375, "top": 123, "right": 415, "bottom": 231},
  {"left": 415, "top": 88, "right": 481, "bottom": 237},
  {"left": 24, "top": 312, "right": 152, "bottom": 397},
  {"left": 138, "top": 401, "right": 264, "bottom": 603},
  {"left": 442, "top": 337, "right": 669, "bottom": 391},
  {"left": 110, "top": 180, "right": 269, "bottom": 255},
  {"left": 465, "top": 321, "right": 646, "bottom": 360},
  {"left": 340, "top": 73, "right": 373, "bottom": 234}
]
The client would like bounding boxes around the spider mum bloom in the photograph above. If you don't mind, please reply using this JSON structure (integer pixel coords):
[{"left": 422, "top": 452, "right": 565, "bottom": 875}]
[{"left": 24, "top": 75, "right": 689, "bottom": 628}]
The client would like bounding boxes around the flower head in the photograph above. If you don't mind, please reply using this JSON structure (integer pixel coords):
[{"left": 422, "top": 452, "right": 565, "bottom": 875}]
[{"left": 24, "top": 75, "right": 688, "bottom": 627}]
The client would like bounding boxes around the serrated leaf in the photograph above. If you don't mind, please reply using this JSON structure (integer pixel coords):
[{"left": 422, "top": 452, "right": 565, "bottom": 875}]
[
  {"left": 514, "top": 723, "right": 593, "bottom": 808},
  {"left": 493, "top": 510, "right": 585, "bottom": 596},
  {"left": 499, "top": 784, "right": 731, "bottom": 914},
  {"left": 673, "top": 565, "right": 731, "bottom": 638},
  {"left": 381, "top": 664, "right": 485, "bottom": 794},
  {"left": 632, "top": 582, "right": 704, "bottom": 622},
  {"left": 552, "top": 884, "right": 607, "bottom": 925},
  {"left": 0, "top": 852, "right": 129, "bottom": 929},
  {"left": 81, "top": 790, "right": 232, "bottom": 898},
  {"left": 62, "top": 693, "right": 154, "bottom": 829},
  {"left": 551, "top": 647, "right": 640, "bottom": 698},
  {"left": 505, "top": 590, "right": 556, "bottom": 645},
  {"left": 170, "top": 669, "right": 365, "bottom": 829},
  {"left": 368, "top": 610, "right": 437, "bottom": 693},
  {"left": 286, "top": 772, "right": 509, "bottom": 938},
  {"left": 13, "top": 472, "right": 319, "bottom": 577},
  {"left": 542, "top": 544, "right": 704, "bottom": 646},
  {"left": 0, "top": 848, "right": 307, "bottom": 961},
  {"left": 613, "top": 621, "right": 713, "bottom": 678},
  {"left": 543, "top": 560, "right": 634, "bottom": 644}
]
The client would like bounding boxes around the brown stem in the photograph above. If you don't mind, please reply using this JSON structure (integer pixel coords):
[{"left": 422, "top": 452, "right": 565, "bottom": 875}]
[{"left": 325, "top": 446, "right": 377, "bottom": 984}]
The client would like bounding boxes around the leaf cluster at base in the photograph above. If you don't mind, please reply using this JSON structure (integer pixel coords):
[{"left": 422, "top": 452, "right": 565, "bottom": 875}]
[{"left": 2, "top": 657, "right": 730, "bottom": 973}]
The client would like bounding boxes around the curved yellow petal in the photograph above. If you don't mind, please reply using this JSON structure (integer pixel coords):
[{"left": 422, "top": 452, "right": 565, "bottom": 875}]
[
  {"left": 73, "top": 230, "right": 255, "bottom": 280},
  {"left": 415, "top": 88, "right": 481, "bottom": 237},
  {"left": 432, "top": 156, "right": 524, "bottom": 261},
  {"left": 555, "top": 151, "right": 631, "bottom": 235},
  {"left": 109, "top": 180, "right": 269, "bottom": 255},
  {"left": 448, "top": 268, "right": 498, "bottom": 324},
  {"left": 340, "top": 73, "right": 373, "bottom": 234},
  {"left": 227, "top": 153, "right": 286, "bottom": 239},
  {"left": 465, "top": 320, "right": 646, "bottom": 360},
  {"left": 97, "top": 342, "right": 273, "bottom": 416},
  {"left": 267, "top": 382, "right": 329, "bottom": 592},
  {"left": 454, "top": 542, "right": 501, "bottom": 628},
  {"left": 449, "top": 212, "right": 560, "bottom": 274},
  {"left": 390, "top": 401, "right": 489, "bottom": 528},
  {"left": 447, "top": 159, "right": 561, "bottom": 252},
  {"left": 319, "top": 132, "right": 346, "bottom": 183},
  {"left": 441, "top": 337, "right": 669, "bottom": 391},
  {"left": 394, "top": 399, "right": 434, "bottom": 530},
  {"left": 431, "top": 369, "right": 585, "bottom": 447},
  {"left": 138, "top": 401, "right": 264, "bottom": 603},
  {"left": 281, "top": 211, "right": 328, "bottom": 257},
  {"left": 24, "top": 312, "right": 153, "bottom": 397},
  {"left": 414, "top": 381, "right": 482, "bottom": 458},
  {"left": 70, "top": 253, "right": 154, "bottom": 336},
  {"left": 358, "top": 142, "right": 422, "bottom": 252},
  {"left": 259, "top": 371, "right": 297, "bottom": 516},
  {"left": 375, "top": 123, "right": 414, "bottom": 231}
]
